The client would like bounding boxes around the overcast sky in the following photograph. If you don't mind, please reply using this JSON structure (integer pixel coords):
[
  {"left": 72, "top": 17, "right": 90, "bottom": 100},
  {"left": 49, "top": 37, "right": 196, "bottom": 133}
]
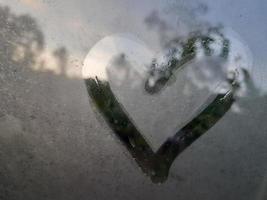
[{"left": 1, "top": 0, "right": 266, "bottom": 91}]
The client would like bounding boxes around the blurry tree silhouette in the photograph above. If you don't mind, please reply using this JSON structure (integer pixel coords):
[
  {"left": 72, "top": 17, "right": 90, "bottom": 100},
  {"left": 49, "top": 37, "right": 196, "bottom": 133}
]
[
  {"left": 0, "top": 5, "right": 44, "bottom": 79},
  {"left": 53, "top": 47, "right": 68, "bottom": 74}
]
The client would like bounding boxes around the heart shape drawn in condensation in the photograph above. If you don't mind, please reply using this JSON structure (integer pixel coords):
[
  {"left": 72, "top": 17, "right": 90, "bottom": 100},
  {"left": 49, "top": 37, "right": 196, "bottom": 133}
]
[{"left": 83, "top": 31, "right": 238, "bottom": 183}]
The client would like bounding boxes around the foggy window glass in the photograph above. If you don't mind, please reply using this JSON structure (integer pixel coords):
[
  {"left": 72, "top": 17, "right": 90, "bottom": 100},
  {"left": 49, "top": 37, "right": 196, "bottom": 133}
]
[{"left": 0, "top": 0, "right": 266, "bottom": 200}]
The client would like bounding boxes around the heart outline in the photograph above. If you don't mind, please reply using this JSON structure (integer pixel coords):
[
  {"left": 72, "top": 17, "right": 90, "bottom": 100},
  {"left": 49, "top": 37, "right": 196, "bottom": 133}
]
[{"left": 84, "top": 28, "right": 237, "bottom": 183}]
